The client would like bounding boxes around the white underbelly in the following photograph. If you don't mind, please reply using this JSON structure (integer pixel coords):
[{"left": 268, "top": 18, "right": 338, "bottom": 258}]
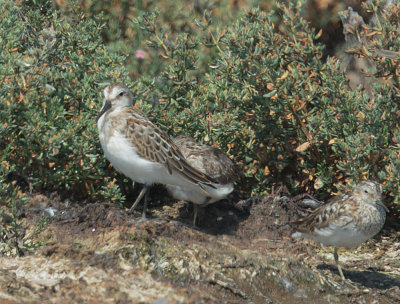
[
  {"left": 166, "top": 183, "right": 234, "bottom": 205},
  {"left": 100, "top": 132, "right": 221, "bottom": 192},
  {"left": 297, "top": 226, "right": 370, "bottom": 248},
  {"left": 101, "top": 133, "right": 160, "bottom": 184}
]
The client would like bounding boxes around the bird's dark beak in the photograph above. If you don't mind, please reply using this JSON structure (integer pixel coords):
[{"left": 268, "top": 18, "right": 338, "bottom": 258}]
[{"left": 96, "top": 100, "right": 111, "bottom": 123}]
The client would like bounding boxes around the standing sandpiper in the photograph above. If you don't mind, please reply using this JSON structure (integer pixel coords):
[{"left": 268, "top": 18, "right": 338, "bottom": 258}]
[
  {"left": 291, "top": 180, "right": 388, "bottom": 280},
  {"left": 166, "top": 135, "right": 240, "bottom": 225},
  {"left": 97, "top": 83, "right": 223, "bottom": 217}
]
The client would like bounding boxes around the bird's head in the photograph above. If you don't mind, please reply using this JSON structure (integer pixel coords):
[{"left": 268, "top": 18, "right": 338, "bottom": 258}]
[{"left": 96, "top": 83, "right": 134, "bottom": 122}]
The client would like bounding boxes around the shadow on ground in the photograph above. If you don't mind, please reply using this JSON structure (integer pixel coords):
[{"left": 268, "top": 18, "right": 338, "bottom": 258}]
[{"left": 0, "top": 190, "right": 399, "bottom": 303}]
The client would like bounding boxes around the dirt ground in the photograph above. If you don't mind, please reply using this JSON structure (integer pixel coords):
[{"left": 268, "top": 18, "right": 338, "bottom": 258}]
[{"left": 1, "top": 188, "right": 399, "bottom": 303}]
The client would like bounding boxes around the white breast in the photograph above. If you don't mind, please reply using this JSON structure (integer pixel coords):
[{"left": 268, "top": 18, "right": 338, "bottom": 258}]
[
  {"left": 305, "top": 225, "right": 370, "bottom": 248},
  {"left": 100, "top": 131, "right": 165, "bottom": 185},
  {"left": 98, "top": 129, "right": 219, "bottom": 194},
  {"left": 98, "top": 112, "right": 233, "bottom": 197},
  {"left": 292, "top": 203, "right": 386, "bottom": 249}
]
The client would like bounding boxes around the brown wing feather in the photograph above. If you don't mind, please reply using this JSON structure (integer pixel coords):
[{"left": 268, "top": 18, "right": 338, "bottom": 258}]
[
  {"left": 292, "top": 194, "right": 351, "bottom": 232},
  {"left": 173, "top": 135, "right": 241, "bottom": 184},
  {"left": 123, "top": 110, "right": 217, "bottom": 186}
]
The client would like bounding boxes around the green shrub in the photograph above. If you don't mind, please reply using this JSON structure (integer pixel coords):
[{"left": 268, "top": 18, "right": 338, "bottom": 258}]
[
  {"left": 133, "top": 1, "right": 400, "bottom": 206},
  {"left": 70, "top": 0, "right": 275, "bottom": 79},
  {"left": 0, "top": 0, "right": 131, "bottom": 201},
  {"left": 1, "top": 0, "right": 400, "bottom": 214},
  {"left": 0, "top": 160, "right": 29, "bottom": 255}
]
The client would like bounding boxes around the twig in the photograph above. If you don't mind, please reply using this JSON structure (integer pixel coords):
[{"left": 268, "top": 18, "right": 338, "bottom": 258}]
[{"left": 208, "top": 278, "right": 249, "bottom": 299}]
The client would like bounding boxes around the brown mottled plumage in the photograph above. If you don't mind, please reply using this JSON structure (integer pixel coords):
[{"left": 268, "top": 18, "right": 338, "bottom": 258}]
[
  {"left": 173, "top": 135, "right": 240, "bottom": 185},
  {"left": 97, "top": 83, "right": 221, "bottom": 217},
  {"left": 166, "top": 135, "right": 241, "bottom": 225},
  {"left": 292, "top": 180, "right": 388, "bottom": 280},
  {"left": 124, "top": 114, "right": 216, "bottom": 185}
]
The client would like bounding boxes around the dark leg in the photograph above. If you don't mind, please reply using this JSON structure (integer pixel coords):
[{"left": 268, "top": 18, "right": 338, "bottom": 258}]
[
  {"left": 193, "top": 197, "right": 211, "bottom": 227},
  {"left": 334, "top": 247, "right": 345, "bottom": 281},
  {"left": 129, "top": 184, "right": 149, "bottom": 214},
  {"left": 142, "top": 186, "right": 150, "bottom": 218},
  {"left": 193, "top": 204, "right": 199, "bottom": 226}
]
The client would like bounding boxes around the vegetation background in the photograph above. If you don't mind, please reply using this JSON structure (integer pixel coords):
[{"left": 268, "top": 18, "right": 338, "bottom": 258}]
[{"left": 1, "top": 0, "right": 399, "bottom": 231}]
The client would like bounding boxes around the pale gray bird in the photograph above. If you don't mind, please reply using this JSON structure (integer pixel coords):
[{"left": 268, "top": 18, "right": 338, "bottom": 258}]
[{"left": 292, "top": 180, "right": 388, "bottom": 280}]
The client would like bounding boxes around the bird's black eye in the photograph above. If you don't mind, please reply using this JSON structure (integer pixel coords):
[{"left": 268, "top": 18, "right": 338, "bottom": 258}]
[
  {"left": 118, "top": 92, "right": 124, "bottom": 97},
  {"left": 364, "top": 190, "right": 369, "bottom": 194}
]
